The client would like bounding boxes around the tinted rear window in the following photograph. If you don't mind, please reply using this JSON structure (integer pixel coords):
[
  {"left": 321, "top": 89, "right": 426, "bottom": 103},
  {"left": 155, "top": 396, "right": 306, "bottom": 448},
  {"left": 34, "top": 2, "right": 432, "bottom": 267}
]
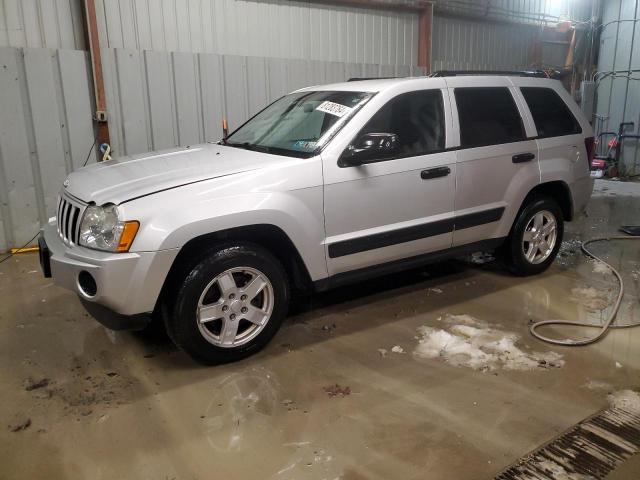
[
  {"left": 520, "top": 87, "right": 582, "bottom": 138},
  {"left": 455, "top": 87, "right": 526, "bottom": 148}
]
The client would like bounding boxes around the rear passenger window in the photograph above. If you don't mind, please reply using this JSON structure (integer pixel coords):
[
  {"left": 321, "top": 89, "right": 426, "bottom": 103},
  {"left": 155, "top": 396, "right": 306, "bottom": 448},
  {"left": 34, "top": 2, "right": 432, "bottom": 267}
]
[
  {"left": 455, "top": 87, "right": 525, "bottom": 148},
  {"left": 358, "top": 89, "right": 445, "bottom": 158},
  {"left": 520, "top": 87, "right": 582, "bottom": 138}
]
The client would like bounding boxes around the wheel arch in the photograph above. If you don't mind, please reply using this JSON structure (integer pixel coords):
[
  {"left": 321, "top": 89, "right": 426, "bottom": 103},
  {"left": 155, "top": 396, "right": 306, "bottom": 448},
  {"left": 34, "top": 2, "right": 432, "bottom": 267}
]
[
  {"left": 154, "top": 224, "right": 314, "bottom": 315},
  {"left": 520, "top": 181, "right": 574, "bottom": 221}
]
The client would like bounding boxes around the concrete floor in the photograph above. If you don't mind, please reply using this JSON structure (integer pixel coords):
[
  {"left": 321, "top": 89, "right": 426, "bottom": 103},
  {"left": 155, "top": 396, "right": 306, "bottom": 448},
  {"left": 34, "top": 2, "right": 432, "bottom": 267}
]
[{"left": 1, "top": 179, "right": 639, "bottom": 480}]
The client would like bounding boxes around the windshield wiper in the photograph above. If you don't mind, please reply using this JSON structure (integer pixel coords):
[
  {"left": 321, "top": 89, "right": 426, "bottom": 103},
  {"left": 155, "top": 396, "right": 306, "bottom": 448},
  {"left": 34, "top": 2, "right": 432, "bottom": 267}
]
[{"left": 226, "top": 142, "right": 272, "bottom": 154}]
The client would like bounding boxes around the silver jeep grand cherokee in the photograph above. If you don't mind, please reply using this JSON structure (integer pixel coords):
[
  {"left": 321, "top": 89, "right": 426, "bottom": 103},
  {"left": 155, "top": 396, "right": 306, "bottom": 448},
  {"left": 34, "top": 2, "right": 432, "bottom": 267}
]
[{"left": 40, "top": 74, "right": 594, "bottom": 364}]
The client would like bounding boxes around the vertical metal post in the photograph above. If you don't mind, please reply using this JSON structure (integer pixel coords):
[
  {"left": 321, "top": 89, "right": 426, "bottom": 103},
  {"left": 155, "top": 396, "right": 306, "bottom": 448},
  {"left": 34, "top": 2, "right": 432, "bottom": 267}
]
[
  {"left": 418, "top": 3, "right": 434, "bottom": 73},
  {"left": 84, "top": 0, "right": 110, "bottom": 150},
  {"left": 605, "top": 0, "right": 623, "bottom": 134},
  {"left": 625, "top": 0, "right": 640, "bottom": 174}
]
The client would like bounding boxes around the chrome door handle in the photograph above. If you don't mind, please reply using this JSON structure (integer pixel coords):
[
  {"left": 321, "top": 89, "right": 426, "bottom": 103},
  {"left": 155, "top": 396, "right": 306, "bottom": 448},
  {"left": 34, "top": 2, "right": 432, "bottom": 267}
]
[{"left": 421, "top": 166, "right": 451, "bottom": 180}]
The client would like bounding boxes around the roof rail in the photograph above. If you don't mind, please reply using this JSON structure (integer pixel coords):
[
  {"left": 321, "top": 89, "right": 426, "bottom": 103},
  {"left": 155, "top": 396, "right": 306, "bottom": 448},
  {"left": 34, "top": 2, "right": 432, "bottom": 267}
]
[
  {"left": 347, "top": 77, "right": 396, "bottom": 81},
  {"left": 431, "top": 70, "right": 551, "bottom": 78}
]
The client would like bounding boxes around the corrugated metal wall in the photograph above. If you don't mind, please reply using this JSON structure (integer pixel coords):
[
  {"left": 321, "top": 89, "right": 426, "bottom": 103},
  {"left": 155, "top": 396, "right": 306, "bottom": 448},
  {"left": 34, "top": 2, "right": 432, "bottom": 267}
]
[
  {"left": 432, "top": 15, "right": 538, "bottom": 71},
  {"left": 95, "top": 0, "right": 419, "bottom": 66},
  {"left": 0, "top": 47, "right": 95, "bottom": 250},
  {"left": 102, "top": 47, "right": 424, "bottom": 157},
  {"left": 595, "top": 0, "right": 640, "bottom": 175},
  {"left": 0, "top": 0, "right": 85, "bottom": 49},
  {"left": 436, "top": 0, "right": 594, "bottom": 24}
]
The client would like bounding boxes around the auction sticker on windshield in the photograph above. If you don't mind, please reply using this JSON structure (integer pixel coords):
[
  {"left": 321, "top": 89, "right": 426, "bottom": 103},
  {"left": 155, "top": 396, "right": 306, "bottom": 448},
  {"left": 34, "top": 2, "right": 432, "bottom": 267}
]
[{"left": 316, "top": 101, "right": 353, "bottom": 118}]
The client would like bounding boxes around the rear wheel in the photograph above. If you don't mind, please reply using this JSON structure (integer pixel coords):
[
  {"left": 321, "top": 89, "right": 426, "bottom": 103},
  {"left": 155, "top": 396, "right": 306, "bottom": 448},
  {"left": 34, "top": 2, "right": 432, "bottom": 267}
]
[
  {"left": 164, "top": 243, "right": 289, "bottom": 364},
  {"left": 503, "top": 197, "right": 564, "bottom": 276}
]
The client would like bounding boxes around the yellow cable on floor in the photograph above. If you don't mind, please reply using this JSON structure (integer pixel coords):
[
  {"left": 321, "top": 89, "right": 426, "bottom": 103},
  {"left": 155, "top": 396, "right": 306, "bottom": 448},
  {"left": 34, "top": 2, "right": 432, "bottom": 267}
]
[
  {"left": 9, "top": 246, "right": 39, "bottom": 254},
  {"left": 530, "top": 236, "right": 640, "bottom": 346}
]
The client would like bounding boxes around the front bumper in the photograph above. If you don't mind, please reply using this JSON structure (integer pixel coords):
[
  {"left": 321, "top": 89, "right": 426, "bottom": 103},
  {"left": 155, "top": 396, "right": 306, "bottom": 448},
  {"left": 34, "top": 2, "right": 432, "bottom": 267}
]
[{"left": 41, "top": 221, "right": 179, "bottom": 328}]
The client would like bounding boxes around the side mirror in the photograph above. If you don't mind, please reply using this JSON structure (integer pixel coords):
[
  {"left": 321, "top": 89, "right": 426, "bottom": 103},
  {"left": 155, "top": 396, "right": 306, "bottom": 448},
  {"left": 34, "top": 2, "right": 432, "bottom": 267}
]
[{"left": 339, "top": 132, "right": 400, "bottom": 167}]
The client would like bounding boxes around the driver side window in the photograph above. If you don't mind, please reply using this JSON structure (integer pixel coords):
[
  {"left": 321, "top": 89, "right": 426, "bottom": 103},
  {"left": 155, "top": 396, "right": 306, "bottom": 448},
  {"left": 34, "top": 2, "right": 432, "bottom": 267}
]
[{"left": 359, "top": 89, "right": 445, "bottom": 158}]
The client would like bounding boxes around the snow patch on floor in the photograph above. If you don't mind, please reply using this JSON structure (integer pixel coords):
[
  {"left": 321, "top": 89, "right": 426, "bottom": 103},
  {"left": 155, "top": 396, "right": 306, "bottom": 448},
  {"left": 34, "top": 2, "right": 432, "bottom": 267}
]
[
  {"left": 608, "top": 390, "right": 640, "bottom": 413},
  {"left": 583, "top": 380, "right": 613, "bottom": 391},
  {"left": 413, "top": 314, "right": 564, "bottom": 371}
]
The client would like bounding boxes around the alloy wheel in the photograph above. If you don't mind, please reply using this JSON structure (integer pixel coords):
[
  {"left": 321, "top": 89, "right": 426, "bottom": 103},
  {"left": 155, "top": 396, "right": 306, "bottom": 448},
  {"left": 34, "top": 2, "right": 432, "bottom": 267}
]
[
  {"left": 196, "top": 267, "right": 274, "bottom": 348},
  {"left": 521, "top": 210, "right": 558, "bottom": 265}
]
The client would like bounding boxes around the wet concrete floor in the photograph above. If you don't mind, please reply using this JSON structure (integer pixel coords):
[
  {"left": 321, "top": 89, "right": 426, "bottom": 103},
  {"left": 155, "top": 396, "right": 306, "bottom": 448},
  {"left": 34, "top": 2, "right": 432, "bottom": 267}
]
[{"left": 1, "top": 179, "right": 639, "bottom": 479}]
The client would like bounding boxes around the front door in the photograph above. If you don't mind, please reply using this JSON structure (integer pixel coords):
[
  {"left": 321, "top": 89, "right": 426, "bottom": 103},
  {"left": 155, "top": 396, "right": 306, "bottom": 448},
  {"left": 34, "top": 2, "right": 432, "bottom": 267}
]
[{"left": 322, "top": 87, "right": 456, "bottom": 276}]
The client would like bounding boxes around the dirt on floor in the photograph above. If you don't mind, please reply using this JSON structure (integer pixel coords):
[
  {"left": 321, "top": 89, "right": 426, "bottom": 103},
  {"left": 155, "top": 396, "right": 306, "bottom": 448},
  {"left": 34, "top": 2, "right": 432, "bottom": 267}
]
[{"left": 0, "top": 179, "right": 639, "bottom": 480}]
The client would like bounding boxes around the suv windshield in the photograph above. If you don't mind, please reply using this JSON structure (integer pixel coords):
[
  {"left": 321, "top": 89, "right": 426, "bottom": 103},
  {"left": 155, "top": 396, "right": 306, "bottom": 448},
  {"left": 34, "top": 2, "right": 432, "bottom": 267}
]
[{"left": 224, "top": 90, "right": 374, "bottom": 158}]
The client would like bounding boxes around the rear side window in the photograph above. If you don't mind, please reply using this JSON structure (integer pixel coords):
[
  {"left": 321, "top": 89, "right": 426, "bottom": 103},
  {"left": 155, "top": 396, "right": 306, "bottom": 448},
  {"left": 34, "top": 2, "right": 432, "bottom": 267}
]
[
  {"left": 520, "top": 87, "right": 582, "bottom": 138},
  {"left": 455, "top": 87, "right": 525, "bottom": 148},
  {"left": 358, "top": 89, "right": 445, "bottom": 158}
]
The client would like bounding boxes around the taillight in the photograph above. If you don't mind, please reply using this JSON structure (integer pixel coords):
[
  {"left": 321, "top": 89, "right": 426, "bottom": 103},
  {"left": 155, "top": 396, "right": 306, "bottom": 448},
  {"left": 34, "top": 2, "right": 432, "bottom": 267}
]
[{"left": 584, "top": 136, "right": 595, "bottom": 169}]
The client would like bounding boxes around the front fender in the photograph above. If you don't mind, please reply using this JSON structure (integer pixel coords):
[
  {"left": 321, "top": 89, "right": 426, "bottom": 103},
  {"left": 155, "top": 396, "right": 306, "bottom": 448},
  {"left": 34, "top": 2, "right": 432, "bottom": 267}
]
[{"left": 119, "top": 173, "right": 327, "bottom": 281}]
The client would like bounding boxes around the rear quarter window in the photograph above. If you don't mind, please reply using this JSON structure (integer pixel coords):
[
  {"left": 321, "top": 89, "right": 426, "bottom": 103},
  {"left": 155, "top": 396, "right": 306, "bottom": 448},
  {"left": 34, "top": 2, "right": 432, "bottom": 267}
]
[
  {"left": 520, "top": 87, "right": 582, "bottom": 138},
  {"left": 455, "top": 87, "right": 526, "bottom": 148}
]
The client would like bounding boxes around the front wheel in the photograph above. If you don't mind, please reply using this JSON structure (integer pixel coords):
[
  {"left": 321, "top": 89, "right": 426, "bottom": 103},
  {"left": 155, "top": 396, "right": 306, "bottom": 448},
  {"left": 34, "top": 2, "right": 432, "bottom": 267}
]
[
  {"left": 503, "top": 197, "right": 564, "bottom": 276},
  {"left": 164, "top": 243, "right": 289, "bottom": 364}
]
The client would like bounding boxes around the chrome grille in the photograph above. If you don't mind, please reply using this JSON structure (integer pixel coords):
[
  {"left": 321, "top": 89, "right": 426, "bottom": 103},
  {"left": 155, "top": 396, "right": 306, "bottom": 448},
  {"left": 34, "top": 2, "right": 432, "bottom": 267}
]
[{"left": 56, "top": 195, "right": 83, "bottom": 245}]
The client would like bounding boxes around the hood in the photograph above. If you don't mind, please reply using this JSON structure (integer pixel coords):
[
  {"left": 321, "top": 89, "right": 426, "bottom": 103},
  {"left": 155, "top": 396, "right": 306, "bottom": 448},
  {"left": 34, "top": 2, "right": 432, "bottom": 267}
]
[{"left": 64, "top": 143, "right": 291, "bottom": 205}]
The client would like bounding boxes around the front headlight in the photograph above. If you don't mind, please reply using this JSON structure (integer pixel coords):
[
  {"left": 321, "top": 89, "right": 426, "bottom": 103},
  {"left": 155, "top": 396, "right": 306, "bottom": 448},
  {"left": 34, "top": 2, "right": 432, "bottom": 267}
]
[{"left": 79, "top": 204, "right": 139, "bottom": 252}]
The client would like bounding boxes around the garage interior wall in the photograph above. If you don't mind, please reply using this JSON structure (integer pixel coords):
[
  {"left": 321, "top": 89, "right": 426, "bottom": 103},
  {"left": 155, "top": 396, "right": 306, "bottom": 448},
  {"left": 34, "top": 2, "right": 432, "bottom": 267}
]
[
  {"left": 0, "top": 0, "right": 597, "bottom": 252},
  {"left": 595, "top": 0, "right": 640, "bottom": 176},
  {"left": 431, "top": 16, "right": 539, "bottom": 71},
  {"left": 95, "top": 0, "right": 419, "bottom": 66},
  {"left": 0, "top": 0, "right": 85, "bottom": 49}
]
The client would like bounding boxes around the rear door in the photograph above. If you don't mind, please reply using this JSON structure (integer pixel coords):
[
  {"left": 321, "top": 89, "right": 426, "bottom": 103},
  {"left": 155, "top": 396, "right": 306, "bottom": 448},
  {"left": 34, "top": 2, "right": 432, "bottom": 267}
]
[
  {"left": 447, "top": 77, "right": 540, "bottom": 247},
  {"left": 513, "top": 80, "right": 591, "bottom": 211}
]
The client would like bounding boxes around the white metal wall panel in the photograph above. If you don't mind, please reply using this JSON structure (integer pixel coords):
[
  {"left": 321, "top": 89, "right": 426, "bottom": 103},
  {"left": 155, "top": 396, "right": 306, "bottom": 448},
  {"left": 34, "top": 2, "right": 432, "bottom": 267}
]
[
  {"left": 95, "top": 0, "right": 419, "bottom": 66},
  {"left": 199, "top": 52, "right": 225, "bottom": 142},
  {"left": 173, "top": 51, "right": 203, "bottom": 147},
  {"left": 432, "top": 15, "right": 538, "bottom": 71},
  {"left": 116, "top": 49, "right": 150, "bottom": 155},
  {"left": 0, "top": 0, "right": 85, "bottom": 49},
  {"left": 0, "top": 47, "right": 94, "bottom": 250},
  {"left": 436, "top": 0, "right": 595, "bottom": 24},
  {"left": 0, "top": 47, "right": 39, "bottom": 251},
  {"left": 595, "top": 0, "right": 640, "bottom": 175},
  {"left": 58, "top": 51, "right": 95, "bottom": 171},
  {"left": 101, "top": 47, "right": 424, "bottom": 158},
  {"left": 223, "top": 55, "right": 250, "bottom": 131},
  {"left": 145, "top": 50, "right": 177, "bottom": 150}
]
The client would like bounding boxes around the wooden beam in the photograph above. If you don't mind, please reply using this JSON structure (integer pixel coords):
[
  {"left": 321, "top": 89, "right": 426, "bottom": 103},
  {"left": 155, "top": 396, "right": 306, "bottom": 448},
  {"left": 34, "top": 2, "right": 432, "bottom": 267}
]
[
  {"left": 418, "top": 3, "right": 434, "bottom": 72},
  {"left": 84, "top": 0, "right": 110, "bottom": 147}
]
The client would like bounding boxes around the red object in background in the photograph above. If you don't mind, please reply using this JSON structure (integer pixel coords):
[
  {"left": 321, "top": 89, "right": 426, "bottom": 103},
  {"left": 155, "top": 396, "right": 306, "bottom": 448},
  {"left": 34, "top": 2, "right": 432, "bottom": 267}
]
[
  {"left": 585, "top": 136, "right": 595, "bottom": 168},
  {"left": 608, "top": 137, "right": 618, "bottom": 149},
  {"left": 591, "top": 159, "right": 607, "bottom": 169}
]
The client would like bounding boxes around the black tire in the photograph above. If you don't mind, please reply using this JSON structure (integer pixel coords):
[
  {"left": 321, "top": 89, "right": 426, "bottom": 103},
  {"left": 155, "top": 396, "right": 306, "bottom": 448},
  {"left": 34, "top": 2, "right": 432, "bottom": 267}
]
[
  {"left": 503, "top": 196, "right": 564, "bottom": 276},
  {"left": 164, "top": 243, "right": 289, "bottom": 364}
]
